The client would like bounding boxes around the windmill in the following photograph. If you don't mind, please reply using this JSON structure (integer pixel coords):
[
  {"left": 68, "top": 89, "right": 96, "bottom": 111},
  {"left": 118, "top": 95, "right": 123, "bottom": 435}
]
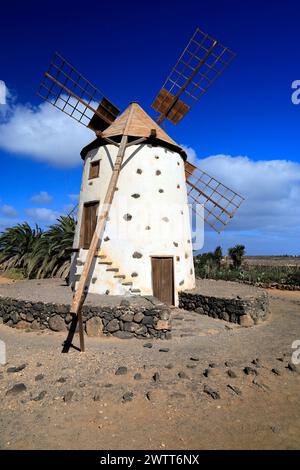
[{"left": 37, "top": 28, "right": 244, "bottom": 351}]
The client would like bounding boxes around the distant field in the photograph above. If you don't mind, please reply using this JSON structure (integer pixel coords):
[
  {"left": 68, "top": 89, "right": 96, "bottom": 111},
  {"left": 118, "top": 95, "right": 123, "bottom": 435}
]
[{"left": 244, "top": 256, "right": 300, "bottom": 267}]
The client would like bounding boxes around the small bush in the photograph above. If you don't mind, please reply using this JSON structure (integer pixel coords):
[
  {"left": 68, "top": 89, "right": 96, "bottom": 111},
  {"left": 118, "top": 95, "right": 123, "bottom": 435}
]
[
  {"left": 1, "top": 268, "right": 25, "bottom": 280},
  {"left": 194, "top": 247, "right": 300, "bottom": 286}
]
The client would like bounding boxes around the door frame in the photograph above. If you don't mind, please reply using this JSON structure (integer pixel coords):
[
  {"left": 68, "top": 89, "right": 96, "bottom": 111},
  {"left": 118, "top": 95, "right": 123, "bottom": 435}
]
[
  {"left": 150, "top": 255, "right": 175, "bottom": 306},
  {"left": 79, "top": 200, "right": 100, "bottom": 249}
]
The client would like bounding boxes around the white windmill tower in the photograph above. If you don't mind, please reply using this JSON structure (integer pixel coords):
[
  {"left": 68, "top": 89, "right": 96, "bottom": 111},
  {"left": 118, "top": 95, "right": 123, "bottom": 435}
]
[
  {"left": 71, "top": 101, "right": 195, "bottom": 306},
  {"left": 37, "top": 28, "right": 244, "bottom": 351}
]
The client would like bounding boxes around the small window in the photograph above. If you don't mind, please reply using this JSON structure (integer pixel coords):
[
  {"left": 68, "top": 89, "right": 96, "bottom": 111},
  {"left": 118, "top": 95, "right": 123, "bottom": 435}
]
[{"left": 89, "top": 160, "right": 100, "bottom": 179}]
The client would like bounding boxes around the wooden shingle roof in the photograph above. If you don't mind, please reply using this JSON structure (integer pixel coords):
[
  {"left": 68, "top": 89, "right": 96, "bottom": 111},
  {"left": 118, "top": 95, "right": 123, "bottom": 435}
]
[{"left": 81, "top": 102, "right": 186, "bottom": 160}]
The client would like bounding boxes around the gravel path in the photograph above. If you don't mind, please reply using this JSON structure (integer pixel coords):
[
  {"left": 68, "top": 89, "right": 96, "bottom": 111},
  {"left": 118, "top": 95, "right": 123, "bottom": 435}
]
[
  {"left": 187, "top": 278, "right": 265, "bottom": 299},
  {"left": 0, "top": 277, "right": 264, "bottom": 304},
  {"left": 0, "top": 278, "right": 158, "bottom": 308},
  {"left": 0, "top": 290, "right": 300, "bottom": 450}
]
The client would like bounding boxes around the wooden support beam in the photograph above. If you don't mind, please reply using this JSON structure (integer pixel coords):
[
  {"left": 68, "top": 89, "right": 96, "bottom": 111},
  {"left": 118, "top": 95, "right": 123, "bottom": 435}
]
[
  {"left": 102, "top": 136, "right": 120, "bottom": 147},
  {"left": 69, "top": 134, "right": 129, "bottom": 351},
  {"left": 95, "top": 131, "right": 120, "bottom": 147},
  {"left": 126, "top": 137, "right": 147, "bottom": 148}
]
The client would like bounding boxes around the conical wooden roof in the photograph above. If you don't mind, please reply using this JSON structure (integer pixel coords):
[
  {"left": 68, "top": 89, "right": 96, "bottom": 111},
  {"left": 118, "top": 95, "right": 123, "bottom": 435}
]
[
  {"left": 81, "top": 102, "right": 186, "bottom": 160},
  {"left": 102, "top": 102, "right": 177, "bottom": 146}
]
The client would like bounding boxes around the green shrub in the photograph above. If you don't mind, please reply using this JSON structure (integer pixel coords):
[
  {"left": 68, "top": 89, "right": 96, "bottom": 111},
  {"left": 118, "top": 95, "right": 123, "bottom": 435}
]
[
  {"left": 0, "top": 216, "right": 75, "bottom": 279},
  {"left": 194, "top": 247, "right": 300, "bottom": 286}
]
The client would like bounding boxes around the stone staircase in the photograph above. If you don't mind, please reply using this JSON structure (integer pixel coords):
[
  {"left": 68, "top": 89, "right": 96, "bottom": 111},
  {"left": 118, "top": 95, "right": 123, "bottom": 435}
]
[{"left": 93, "top": 249, "right": 141, "bottom": 296}]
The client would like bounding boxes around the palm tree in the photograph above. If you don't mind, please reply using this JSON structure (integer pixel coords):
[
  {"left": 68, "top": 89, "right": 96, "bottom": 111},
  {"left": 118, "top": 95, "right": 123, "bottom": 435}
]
[
  {"left": 228, "top": 244, "right": 245, "bottom": 269},
  {"left": 27, "top": 215, "right": 75, "bottom": 279},
  {"left": 0, "top": 222, "right": 42, "bottom": 272},
  {"left": 213, "top": 246, "right": 223, "bottom": 270}
]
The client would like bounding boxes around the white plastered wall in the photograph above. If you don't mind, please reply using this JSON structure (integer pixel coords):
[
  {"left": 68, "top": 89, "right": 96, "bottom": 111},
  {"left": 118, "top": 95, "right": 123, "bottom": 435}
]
[{"left": 69, "top": 142, "right": 195, "bottom": 305}]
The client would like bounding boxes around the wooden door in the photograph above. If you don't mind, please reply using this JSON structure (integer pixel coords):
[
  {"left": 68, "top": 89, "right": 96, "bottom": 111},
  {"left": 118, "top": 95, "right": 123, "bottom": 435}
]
[
  {"left": 151, "top": 257, "right": 174, "bottom": 305},
  {"left": 81, "top": 201, "right": 99, "bottom": 249}
]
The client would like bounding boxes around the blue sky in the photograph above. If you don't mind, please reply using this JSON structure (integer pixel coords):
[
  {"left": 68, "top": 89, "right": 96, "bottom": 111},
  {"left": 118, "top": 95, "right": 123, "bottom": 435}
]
[{"left": 0, "top": 0, "right": 299, "bottom": 255}]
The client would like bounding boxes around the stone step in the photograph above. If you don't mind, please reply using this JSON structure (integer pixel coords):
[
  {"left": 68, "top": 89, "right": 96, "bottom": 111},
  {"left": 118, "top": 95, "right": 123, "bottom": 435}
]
[
  {"left": 106, "top": 268, "right": 119, "bottom": 272},
  {"left": 98, "top": 261, "right": 112, "bottom": 265},
  {"left": 130, "top": 288, "right": 141, "bottom": 293},
  {"left": 114, "top": 274, "right": 126, "bottom": 279},
  {"left": 95, "top": 249, "right": 106, "bottom": 258},
  {"left": 122, "top": 281, "right": 133, "bottom": 286}
]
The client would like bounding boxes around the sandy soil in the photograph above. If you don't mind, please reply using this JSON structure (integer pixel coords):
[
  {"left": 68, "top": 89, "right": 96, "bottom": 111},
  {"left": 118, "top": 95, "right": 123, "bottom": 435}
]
[
  {"left": 266, "top": 288, "right": 300, "bottom": 302},
  {"left": 187, "top": 277, "right": 264, "bottom": 298},
  {"left": 0, "top": 278, "right": 161, "bottom": 308},
  {"left": 0, "top": 277, "right": 264, "bottom": 303},
  {"left": 0, "top": 276, "right": 14, "bottom": 285},
  {"left": 0, "top": 288, "right": 300, "bottom": 450}
]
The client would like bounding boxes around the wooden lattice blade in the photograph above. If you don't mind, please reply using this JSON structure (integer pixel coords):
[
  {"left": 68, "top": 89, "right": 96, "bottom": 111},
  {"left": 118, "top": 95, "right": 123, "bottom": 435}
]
[
  {"left": 152, "top": 27, "right": 236, "bottom": 125},
  {"left": 37, "top": 52, "right": 120, "bottom": 132},
  {"left": 185, "top": 160, "right": 244, "bottom": 233}
]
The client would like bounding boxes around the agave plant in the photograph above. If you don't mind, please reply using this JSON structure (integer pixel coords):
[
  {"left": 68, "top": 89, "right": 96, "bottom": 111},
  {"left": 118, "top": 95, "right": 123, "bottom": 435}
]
[
  {"left": 27, "top": 215, "right": 76, "bottom": 279},
  {"left": 0, "top": 222, "right": 42, "bottom": 272}
]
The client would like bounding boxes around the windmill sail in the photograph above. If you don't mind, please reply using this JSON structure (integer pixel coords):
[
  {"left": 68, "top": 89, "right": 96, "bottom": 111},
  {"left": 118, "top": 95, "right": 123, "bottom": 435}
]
[
  {"left": 37, "top": 52, "right": 120, "bottom": 132},
  {"left": 152, "top": 28, "right": 235, "bottom": 125},
  {"left": 185, "top": 161, "right": 244, "bottom": 233}
]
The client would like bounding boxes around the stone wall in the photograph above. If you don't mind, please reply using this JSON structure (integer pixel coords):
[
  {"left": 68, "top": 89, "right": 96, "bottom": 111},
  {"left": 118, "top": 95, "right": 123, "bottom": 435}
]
[
  {"left": 178, "top": 291, "right": 269, "bottom": 327},
  {"left": 0, "top": 297, "right": 171, "bottom": 339}
]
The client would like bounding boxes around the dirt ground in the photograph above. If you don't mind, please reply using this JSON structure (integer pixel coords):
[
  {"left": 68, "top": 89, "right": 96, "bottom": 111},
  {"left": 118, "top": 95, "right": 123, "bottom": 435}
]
[
  {"left": 0, "top": 285, "right": 300, "bottom": 450},
  {"left": 0, "top": 276, "right": 14, "bottom": 285},
  {"left": 244, "top": 256, "right": 300, "bottom": 267}
]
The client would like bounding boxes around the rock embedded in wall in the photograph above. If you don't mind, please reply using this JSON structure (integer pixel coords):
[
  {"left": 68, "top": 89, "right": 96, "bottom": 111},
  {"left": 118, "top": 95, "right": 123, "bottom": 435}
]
[
  {"left": 49, "top": 315, "right": 66, "bottom": 332},
  {"left": 86, "top": 317, "right": 103, "bottom": 336}
]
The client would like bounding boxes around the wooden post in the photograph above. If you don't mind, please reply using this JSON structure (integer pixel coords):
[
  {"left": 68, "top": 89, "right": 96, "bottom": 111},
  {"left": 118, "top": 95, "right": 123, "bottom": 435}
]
[{"left": 70, "top": 133, "right": 129, "bottom": 351}]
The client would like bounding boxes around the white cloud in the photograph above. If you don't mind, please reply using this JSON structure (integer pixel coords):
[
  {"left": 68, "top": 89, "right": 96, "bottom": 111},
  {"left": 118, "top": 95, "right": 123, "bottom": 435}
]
[
  {"left": 0, "top": 204, "right": 18, "bottom": 217},
  {"left": 0, "top": 217, "right": 20, "bottom": 230},
  {"left": 31, "top": 191, "right": 53, "bottom": 204},
  {"left": 68, "top": 193, "right": 79, "bottom": 201},
  {"left": 25, "top": 207, "right": 60, "bottom": 223},
  {"left": 183, "top": 147, "right": 300, "bottom": 253},
  {"left": 181, "top": 145, "right": 198, "bottom": 165},
  {"left": 0, "top": 92, "right": 91, "bottom": 167}
]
